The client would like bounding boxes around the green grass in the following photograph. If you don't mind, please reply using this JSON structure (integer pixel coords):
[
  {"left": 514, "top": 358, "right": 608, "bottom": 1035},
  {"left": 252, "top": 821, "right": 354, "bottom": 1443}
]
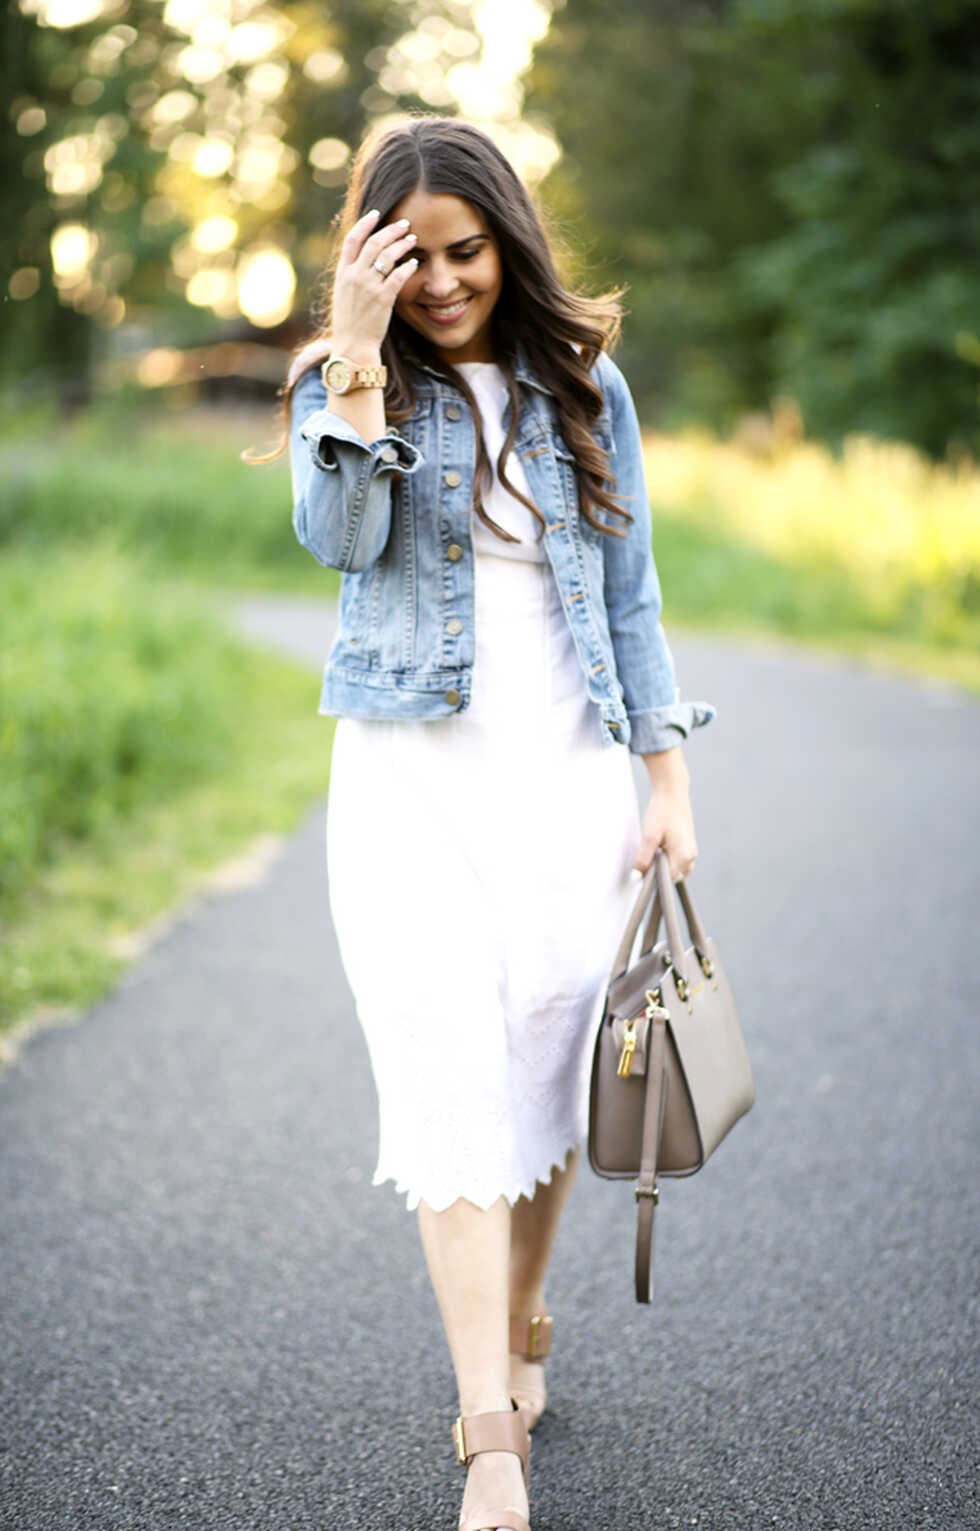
[
  {"left": 0, "top": 540, "right": 331, "bottom": 1038},
  {"left": 653, "top": 507, "right": 980, "bottom": 693},
  {"left": 644, "top": 426, "right": 980, "bottom": 692},
  {"left": 0, "top": 396, "right": 338, "bottom": 596}
]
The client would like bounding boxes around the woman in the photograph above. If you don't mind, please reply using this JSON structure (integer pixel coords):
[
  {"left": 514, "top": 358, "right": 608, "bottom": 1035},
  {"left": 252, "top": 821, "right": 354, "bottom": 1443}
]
[{"left": 278, "top": 116, "right": 715, "bottom": 1531}]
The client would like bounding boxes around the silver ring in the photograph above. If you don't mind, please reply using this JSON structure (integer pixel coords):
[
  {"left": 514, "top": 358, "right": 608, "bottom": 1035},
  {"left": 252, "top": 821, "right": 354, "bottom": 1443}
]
[{"left": 373, "top": 257, "right": 389, "bottom": 277}]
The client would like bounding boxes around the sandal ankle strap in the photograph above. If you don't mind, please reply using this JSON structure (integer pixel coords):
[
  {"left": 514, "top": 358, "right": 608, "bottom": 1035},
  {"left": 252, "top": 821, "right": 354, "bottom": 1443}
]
[
  {"left": 508, "top": 1314, "right": 552, "bottom": 1361},
  {"left": 452, "top": 1406, "right": 531, "bottom": 1483}
]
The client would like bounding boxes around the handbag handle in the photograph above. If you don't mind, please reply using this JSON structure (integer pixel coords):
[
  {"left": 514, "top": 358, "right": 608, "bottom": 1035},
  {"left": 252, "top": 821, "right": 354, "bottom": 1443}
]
[{"left": 608, "top": 849, "right": 712, "bottom": 985}]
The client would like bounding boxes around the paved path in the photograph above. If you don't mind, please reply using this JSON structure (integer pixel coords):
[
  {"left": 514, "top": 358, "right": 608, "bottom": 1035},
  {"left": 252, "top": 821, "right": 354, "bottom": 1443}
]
[{"left": 2, "top": 607, "right": 978, "bottom": 1531}]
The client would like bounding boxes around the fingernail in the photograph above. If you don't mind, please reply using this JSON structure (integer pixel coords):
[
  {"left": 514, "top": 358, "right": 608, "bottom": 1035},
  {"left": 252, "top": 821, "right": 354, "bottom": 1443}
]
[
  {"left": 367, "top": 208, "right": 380, "bottom": 219},
  {"left": 406, "top": 233, "right": 417, "bottom": 243},
  {"left": 398, "top": 217, "right": 411, "bottom": 226}
]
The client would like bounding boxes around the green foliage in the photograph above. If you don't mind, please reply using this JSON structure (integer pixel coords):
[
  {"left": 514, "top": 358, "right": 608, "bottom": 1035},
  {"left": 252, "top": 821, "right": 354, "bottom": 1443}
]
[
  {"left": 643, "top": 426, "right": 980, "bottom": 663},
  {"left": 3, "top": 0, "right": 445, "bottom": 390},
  {"left": 530, "top": 0, "right": 980, "bottom": 458},
  {"left": 0, "top": 536, "right": 332, "bottom": 1029},
  {"left": 0, "top": 403, "right": 334, "bottom": 588},
  {"left": 0, "top": 400, "right": 341, "bottom": 1032},
  {"left": 1, "top": 543, "right": 252, "bottom": 916}
]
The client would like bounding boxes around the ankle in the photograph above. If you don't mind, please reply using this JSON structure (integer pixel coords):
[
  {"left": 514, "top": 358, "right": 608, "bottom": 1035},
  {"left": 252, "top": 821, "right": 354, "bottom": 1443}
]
[
  {"left": 458, "top": 1388, "right": 515, "bottom": 1418},
  {"left": 509, "top": 1290, "right": 547, "bottom": 1321}
]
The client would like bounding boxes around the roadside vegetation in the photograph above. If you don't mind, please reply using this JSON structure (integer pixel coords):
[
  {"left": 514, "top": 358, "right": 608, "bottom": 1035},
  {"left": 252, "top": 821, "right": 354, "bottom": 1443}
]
[
  {"left": 0, "top": 395, "right": 337, "bottom": 595},
  {"left": 0, "top": 402, "right": 334, "bottom": 1040},
  {"left": 644, "top": 421, "right": 980, "bottom": 690},
  {"left": 1, "top": 397, "right": 977, "bottom": 1038}
]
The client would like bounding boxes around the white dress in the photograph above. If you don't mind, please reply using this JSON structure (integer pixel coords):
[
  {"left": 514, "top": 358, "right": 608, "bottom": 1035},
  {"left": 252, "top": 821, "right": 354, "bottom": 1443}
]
[{"left": 325, "top": 361, "right": 642, "bottom": 1212}]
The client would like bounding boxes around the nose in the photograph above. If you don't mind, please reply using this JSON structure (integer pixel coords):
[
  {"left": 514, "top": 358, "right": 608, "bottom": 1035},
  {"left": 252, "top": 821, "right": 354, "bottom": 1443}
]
[{"left": 420, "top": 257, "right": 460, "bottom": 299}]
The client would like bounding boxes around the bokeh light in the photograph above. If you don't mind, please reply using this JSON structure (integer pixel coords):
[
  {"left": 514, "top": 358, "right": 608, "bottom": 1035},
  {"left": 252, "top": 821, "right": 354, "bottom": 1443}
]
[
  {"left": 236, "top": 247, "right": 295, "bottom": 328},
  {"left": 50, "top": 223, "right": 98, "bottom": 279},
  {"left": 15, "top": 0, "right": 562, "bottom": 329},
  {"left": 191, "top": 216, "right": 238, "bottom": 253},
  {"left": 9, "top": 268, "right": 42, "bottom": 300}
]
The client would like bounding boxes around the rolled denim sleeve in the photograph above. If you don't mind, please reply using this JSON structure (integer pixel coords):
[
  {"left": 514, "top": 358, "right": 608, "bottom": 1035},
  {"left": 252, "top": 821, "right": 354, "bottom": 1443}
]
[
  {"left": 289, "top": 366, "right": 423, "bottom": 573},
  {"left": 595, "top": 353, "right": 717, "bottom": 754}
]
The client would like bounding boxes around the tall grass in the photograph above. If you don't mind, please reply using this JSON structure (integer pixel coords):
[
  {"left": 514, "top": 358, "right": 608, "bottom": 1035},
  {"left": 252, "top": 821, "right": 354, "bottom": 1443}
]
[
  {"left": 644, "top": 428, "right": 980, "bottom": 661},
  {"left": 0, "top": 540, "right": 330, "bottom": 1029},
  {"left": 1, "top": 544, "right": 241, "bottom": 917},
  {"left": 4, "top": 401, "right": 976, "bottom": 662},
  {"left": 0, "top": 400, "right": 332, "bottom": 591}
]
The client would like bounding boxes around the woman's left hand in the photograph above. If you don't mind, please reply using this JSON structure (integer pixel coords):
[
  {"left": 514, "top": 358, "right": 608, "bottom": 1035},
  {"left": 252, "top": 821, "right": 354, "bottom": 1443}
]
[{"left": 634, "top": 747, "right": 698, "bottom": 881}]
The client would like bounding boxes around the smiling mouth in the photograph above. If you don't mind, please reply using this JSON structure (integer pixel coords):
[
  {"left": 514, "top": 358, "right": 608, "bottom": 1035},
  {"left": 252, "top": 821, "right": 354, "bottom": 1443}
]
[{"left": 420, "top": 297, "right": 472, "bottom": 323}]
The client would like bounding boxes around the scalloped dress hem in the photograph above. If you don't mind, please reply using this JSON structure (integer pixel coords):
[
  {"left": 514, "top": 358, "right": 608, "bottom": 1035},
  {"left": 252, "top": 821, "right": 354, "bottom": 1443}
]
[{"left": 371, "top": 1138, "right": 584, "bottom": 1214}]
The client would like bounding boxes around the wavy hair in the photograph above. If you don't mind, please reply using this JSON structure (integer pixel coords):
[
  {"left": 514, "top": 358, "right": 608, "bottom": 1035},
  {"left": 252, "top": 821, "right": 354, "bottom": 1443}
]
[{"left": 246, "top": 115, "right": 630, "bottom": 541}]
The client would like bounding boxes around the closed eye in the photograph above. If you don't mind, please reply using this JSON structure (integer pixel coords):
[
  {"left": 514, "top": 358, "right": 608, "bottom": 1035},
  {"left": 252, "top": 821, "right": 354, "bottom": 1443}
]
[{"left": 411, "top": 248, "right": 481, "bottom": 265}]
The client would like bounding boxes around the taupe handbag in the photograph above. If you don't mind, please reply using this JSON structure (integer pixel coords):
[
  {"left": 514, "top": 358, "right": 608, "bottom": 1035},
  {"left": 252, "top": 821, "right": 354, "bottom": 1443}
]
[{"left": 588, "top": 848, "right": 754, "bottom": 1303}]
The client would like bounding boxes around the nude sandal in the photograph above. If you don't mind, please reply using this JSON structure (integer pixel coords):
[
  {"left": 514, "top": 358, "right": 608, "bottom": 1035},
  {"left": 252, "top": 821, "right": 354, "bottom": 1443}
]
[
  {"left": 508, "top": 1315, "right": 552, "bottom": 1433},
  {"left": 452, "top": 1403, "right": 532, "bottom": 1531}
]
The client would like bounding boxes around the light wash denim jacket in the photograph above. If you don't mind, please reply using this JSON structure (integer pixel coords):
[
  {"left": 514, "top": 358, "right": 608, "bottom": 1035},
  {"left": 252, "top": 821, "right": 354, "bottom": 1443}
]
[{"left": 289, "top": 346, "right": 716, "bottom": 754}]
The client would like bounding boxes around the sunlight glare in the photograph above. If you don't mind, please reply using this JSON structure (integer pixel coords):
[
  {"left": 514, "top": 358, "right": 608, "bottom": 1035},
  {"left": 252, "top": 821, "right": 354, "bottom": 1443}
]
[
  {"left": 236, "top": 247, "right": 295, "bottom": 327},
  {"left": 51, "top": 223, "right": 97, "bottom": 278},
  {"left": 192, "top": 215, "right": 238, "bottom": 252},
  {"left": 20, "top": 0, "right": 105, "bottom": 27}
]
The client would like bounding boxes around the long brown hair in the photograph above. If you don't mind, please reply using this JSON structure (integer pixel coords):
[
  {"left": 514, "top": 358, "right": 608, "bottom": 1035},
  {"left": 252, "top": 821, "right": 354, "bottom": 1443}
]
[{"left": 246, "top": 114, "right": 630, "bottom": 541}]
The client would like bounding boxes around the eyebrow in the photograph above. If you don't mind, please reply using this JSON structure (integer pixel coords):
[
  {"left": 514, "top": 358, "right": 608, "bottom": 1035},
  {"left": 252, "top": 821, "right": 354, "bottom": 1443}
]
[{"left": 412, "top": 233, "right": 490, "bottom": 254}]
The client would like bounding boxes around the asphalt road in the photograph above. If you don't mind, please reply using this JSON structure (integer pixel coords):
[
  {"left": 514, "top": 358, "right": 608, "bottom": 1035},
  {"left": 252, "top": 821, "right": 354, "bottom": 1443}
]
[{"left": 1, "top": 611, "right": 978, "bottom": 1531}]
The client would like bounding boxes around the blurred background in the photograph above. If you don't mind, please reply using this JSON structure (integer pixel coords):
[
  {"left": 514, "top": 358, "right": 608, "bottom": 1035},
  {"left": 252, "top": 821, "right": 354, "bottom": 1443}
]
[{"left": 2, "top": 0, "right": 979, "bottom": 1036}]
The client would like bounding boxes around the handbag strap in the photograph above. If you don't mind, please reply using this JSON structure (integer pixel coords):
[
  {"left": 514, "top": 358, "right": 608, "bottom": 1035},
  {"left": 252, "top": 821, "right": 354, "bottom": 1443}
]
[
  {"left": 609, "top": 857, "right": 660, "bottom": 980},
  {"left": 611, "top": 850, "right": 714, "bottom": 983},
  {"left": 655, "top": 849, "right": 687, "bottom": 980},
  {"left": 634, "top": 1011, "right": 668, "bottom": 1303}
]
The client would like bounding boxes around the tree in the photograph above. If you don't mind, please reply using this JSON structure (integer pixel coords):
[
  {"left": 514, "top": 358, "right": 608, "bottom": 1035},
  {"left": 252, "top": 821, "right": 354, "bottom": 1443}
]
[
  {"left": 529, "top": 0, "right": 980, "bottom": 456},
  {"left": 2, "top": 0, "right": 480, "bottom": 396}
]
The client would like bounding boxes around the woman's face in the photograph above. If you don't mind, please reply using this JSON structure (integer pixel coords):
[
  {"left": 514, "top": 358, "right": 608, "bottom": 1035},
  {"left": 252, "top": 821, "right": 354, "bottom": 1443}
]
[{"left": 390, "top": 190, "right": 503, "bottom": 364}]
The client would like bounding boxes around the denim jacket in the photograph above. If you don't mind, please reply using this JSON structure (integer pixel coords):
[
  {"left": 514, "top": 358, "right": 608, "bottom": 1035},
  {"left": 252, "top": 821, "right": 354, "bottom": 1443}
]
[{"left": 289, "top": 346, "right": 715, "bottom": 753}]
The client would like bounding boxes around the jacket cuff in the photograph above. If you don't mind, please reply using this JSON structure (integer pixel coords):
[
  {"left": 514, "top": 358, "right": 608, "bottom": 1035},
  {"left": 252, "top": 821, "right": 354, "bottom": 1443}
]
[
  {"left": 628, "top": 696, "right": 717, "bottom": 755},
  {"left": 299, "top": 407, "right": 423, "bottom": 476}
]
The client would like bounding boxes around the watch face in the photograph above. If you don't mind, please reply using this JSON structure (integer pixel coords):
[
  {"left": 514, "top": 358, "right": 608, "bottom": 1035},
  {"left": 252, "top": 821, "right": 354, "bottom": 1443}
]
[{"left": 324, "top": 357, "right": 351, "bottom": 393}]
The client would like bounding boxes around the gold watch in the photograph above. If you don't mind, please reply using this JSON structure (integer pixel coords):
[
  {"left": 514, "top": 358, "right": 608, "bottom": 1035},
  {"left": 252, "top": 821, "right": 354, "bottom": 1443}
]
[{"left": 322, "top": 355, "right": 388, "bottom": 395}]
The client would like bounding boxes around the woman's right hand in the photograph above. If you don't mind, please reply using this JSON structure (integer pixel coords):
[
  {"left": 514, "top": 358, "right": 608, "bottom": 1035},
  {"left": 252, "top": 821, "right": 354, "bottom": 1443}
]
[{"left": 330, "top": 208, "right": 418, "bottom": 356}]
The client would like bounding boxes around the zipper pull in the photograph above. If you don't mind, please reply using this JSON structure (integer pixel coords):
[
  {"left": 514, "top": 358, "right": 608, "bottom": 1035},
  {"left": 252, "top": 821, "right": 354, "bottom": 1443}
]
[{"left": 617, "top": 1019, "right": 638, "bottom": 1078}]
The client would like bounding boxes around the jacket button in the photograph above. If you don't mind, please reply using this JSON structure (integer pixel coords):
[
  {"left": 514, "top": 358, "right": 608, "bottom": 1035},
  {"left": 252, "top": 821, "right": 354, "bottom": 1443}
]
[
  {"left": 444, "top": 470, "right": 462, "bottom": 488},
  {"left": 446, "top": 618, "right": 463, "bottom": 636},
  {"left": 379, "top": 445, "right": 399, "bottom": 463},
  {"left": 446, "top": 543, "right": 463, "bottom": 562},
  {"left": 444, "top": 688, "right": 461, "bottom": 706},
  {"left": 446, "top": 404, "right": 462, "bottom": 421}
]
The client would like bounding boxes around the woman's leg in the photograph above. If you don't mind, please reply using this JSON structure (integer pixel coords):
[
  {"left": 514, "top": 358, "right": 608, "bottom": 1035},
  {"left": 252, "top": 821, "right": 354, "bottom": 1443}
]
[
  {"left": 508, "top": 1147, "right": 580, "bottom": 1424},
  {"left": 417, "top": 1195, "right": 528, "bottom": 1529},
  {"left": 509, "top": 1146, "right": 580, "bottom": 1313}
]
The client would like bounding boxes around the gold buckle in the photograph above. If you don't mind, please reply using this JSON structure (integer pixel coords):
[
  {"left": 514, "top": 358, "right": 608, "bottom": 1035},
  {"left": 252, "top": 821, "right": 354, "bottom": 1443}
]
[
  {"left": 527, "top": 1314, "right": 547, "bottom": 1358},
  {"left": 635, "top": 1184, "right": 660, "bottom": 1203},
  {"left": 453, "top": 1416, "right": 467, "bottom": 1464}
]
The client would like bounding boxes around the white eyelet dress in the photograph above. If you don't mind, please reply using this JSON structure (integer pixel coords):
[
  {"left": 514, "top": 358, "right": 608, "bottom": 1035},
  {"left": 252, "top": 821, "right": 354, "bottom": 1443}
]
[{"left": 325, "top": 361, "right": 643, "bottom": 1212}]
